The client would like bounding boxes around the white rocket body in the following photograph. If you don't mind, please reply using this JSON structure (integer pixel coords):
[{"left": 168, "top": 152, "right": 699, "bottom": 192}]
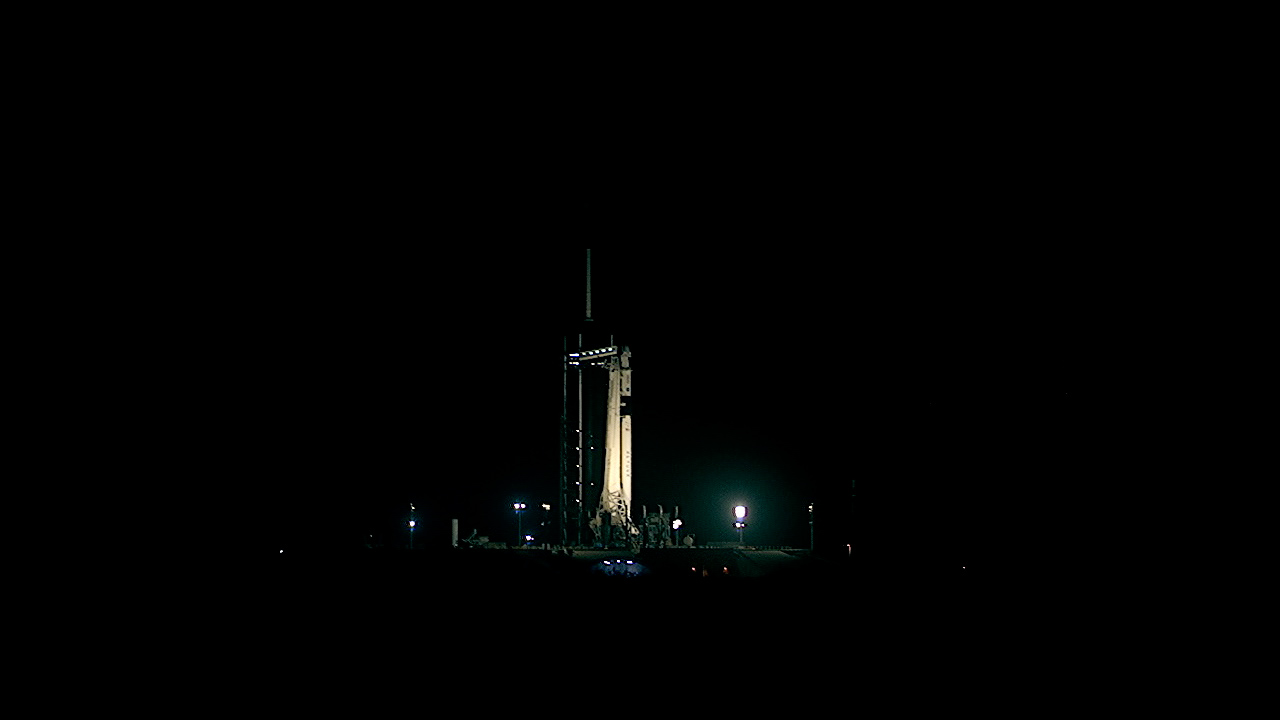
[{"left": 600, "top": 347, "right": 633, "bottom": 531}]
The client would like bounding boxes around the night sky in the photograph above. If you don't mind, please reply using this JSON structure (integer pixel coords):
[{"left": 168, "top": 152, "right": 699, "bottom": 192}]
[{"left": 240, "top": 245, "right": 1100, "bottom": 573}]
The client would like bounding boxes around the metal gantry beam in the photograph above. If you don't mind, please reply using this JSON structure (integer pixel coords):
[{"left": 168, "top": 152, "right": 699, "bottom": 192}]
[{"left": 566, "top": 346, "right": 618, "bottom": 365}]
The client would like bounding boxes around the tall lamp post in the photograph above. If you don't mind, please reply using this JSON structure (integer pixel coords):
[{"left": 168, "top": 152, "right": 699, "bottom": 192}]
[
  {"left": 513, "top": 503, "right": 526, "bottom": 547},
  {"left": 733, "top": 505, "right": 748, "bottom": 547},
  {"left": 808, "top": 502, "right": 814, "bottom": 552}
]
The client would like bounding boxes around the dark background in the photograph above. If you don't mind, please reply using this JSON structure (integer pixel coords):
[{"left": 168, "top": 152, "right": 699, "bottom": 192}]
[{"left": 73, "top": 13, "right": 1201, "bottom": 695}]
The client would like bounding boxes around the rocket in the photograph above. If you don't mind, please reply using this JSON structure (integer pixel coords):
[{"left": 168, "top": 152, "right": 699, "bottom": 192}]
[{"left": 600, "top": 346, "right": 633, "bottom": 531}]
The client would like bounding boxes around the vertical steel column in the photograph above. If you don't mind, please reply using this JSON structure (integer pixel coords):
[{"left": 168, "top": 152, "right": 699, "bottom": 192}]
[
  {"left": 559, "top": 335, "right": 569, "bottom": 547},
  {"left": 577, "top": 248, "right": 590, "bottom": 545},
  {"left": 576, "top": 332, "right": 584, "bottom": 546}
]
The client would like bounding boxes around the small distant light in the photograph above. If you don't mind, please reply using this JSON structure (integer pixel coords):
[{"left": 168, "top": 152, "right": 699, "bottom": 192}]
[
  {"left": 279, "top": 549, "right": 284, "bottom": 554},
  {"left": 541, "top": 503, "right": 551, "bottom": 511},
  {"left": 603, "top": 560, "right": 611, "bottom": 565},
  {"left": 625, "top": 560, "right": 634, "bottom": 565}
]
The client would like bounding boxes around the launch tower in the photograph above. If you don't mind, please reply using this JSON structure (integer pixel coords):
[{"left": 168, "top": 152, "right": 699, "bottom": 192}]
[{"left": 560, "top": 250, "right": 637, "bottom": 548}]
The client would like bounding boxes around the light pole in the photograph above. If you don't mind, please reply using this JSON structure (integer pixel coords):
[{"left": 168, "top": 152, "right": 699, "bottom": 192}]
[
  {"left": 513, "top": 503, "right": 526, "bottom": 547},
  {"left": 733, "top": 505, "right": 748, "bottom": 547},
  {"left": 408, "top": 502, "right": 416, "bottom": 550},
  {"left": 809, "top": 502, "right": 814, "bottom": 552},
  {"left": 672, "top": 518, "right": 683, "bottom": 547}
]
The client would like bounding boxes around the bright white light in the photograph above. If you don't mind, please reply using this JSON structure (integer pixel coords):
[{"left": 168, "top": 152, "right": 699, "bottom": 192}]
[
  {"left": 734, "top": 505, "right": 747, "bottom": 519},
  {"left": 279, "top": 549, "right": 284, "bottom": 554},
  {"left": 603, "top": 560, "right": 611, "bottom": 565},
  {"left": 525, "top": 535, "right": 534, "bottom": 542},
  {"left": 625, "top": 560, "right": 634, "bottom": 565},
  {"left": 513, "top": 503, "right": 526, "bottom": 510},
  {"left": 408, "top": 520, "right": 416, "bottom": 528},
  {"left": 541, "top": 503, "right": 551, "bottom": 511},
  {"left": 672, "top": 519, "right": 683, "bottom": 530}
]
